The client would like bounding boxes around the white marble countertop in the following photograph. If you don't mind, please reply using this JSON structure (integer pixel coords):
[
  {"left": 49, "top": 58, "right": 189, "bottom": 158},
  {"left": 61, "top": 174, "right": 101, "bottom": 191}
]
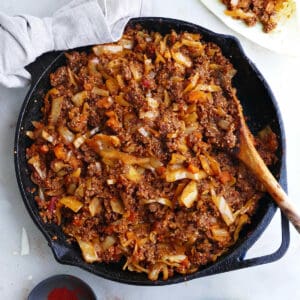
[{"left": 0, "top": 0, "right": 300, "bottom": 299}]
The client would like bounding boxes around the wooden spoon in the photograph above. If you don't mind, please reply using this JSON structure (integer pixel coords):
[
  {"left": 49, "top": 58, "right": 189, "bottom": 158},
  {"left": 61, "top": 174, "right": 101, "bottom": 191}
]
[{"left": 231, "top": 89, "right": 300, "bottom": 233}]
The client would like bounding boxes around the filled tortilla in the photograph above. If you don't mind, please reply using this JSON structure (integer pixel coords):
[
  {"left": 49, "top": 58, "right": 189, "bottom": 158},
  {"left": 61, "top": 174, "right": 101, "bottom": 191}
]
[{"left": 200, "top": 0, "right": 300, "bottom": 56}]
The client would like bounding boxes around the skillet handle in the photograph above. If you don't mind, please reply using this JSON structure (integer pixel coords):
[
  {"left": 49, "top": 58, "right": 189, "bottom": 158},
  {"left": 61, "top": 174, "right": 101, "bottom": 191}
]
[
  {"left": 25, "top": 51, "right": 62, "bottom": 83},
  {"left": 234, "top": 211, "right": 290, "bottom": 269},
  {"left": 49, "top": 239, "right": 77, "bottom": 265}
]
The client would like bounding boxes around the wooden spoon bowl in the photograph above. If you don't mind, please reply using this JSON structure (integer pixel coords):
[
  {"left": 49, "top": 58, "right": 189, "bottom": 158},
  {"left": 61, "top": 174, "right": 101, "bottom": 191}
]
[{"left": 231, "top": 89, "right": 300, "bottom": 233}]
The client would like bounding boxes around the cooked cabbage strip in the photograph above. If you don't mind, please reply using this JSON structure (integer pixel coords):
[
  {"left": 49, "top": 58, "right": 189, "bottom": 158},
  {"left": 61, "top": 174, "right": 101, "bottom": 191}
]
[
  {"left": 210, "top": 189, "right": 235, "bottom": 226},
  {"left": 60, "top": 196, "right": 83, "bottom": 213}
]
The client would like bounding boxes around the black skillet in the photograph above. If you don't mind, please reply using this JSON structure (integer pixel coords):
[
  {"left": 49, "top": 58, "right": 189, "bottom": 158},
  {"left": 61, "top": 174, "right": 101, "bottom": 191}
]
[{"left": 14, "top": 17, "right": 290, "bottom": 285}]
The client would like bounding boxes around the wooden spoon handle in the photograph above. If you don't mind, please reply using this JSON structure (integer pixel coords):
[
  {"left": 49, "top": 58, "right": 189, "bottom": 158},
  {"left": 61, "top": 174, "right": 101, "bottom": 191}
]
[{"left": 238, "top": 124, "right": 300, "bottom": 234}]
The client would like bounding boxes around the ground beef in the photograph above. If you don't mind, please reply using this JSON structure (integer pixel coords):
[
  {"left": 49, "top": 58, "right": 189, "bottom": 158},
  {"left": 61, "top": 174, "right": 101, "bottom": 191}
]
[
  {"left": 50, "top": 66, "right": 69, "bottom": 87},
  {"left": 26, "top": 26, "right": 278, "bottom": 281},
  {"left": 222, "top": 0, "right": 292, "bottom": 32}
]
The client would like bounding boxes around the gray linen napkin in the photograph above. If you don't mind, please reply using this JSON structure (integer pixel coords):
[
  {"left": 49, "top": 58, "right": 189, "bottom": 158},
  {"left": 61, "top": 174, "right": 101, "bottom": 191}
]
[{"left": 0, "top": 0, "right": 151, "bottom": 88}]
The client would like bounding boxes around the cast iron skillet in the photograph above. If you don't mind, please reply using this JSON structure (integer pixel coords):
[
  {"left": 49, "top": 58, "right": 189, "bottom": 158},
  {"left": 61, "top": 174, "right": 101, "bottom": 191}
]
[{"left": 14, "top": 17, "right": 290, "bottom": 285}]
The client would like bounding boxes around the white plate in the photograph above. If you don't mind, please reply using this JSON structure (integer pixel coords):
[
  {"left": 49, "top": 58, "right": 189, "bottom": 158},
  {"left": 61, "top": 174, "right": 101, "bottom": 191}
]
[{"left": 200, "top": 0, "right": 300, "bottom": 56}]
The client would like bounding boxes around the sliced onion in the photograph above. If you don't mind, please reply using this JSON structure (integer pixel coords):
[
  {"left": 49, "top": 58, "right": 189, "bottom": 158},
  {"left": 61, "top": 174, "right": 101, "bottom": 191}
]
[
  {"left": 92, "top": 87, "right": 109, "bottom": 97},
  {"left": 230, "top": 0, "right": 239, "bottom": 7},
  {"left": 26, "top": 131, "right": 35, "bottom": 139},
  {"left": 129, "top": 63, "right": 142, "bottom": 81},
  {"left": 102, "top": 236, "right": 116, "bottom": 251},
  {"left": 89, "top": 127, "right": 100, "bottom": 136},
  {"left": 138, "top": 127, "right": 150, "bottom": 137},
  {"left": 59, "top": 196, "right": 83, "bottom": 213},
  {"left": 178, "top": 180, "right": 198, "bottom": 208},
  {"left": 71, "top": 168, "right": 81, "bottom": 178},
  {"left": 126, "top": 262, "right": 149, "bottom": 274},
  {"left": 146, "top": 97, "right": 159, "bottom": 109},
  {"left": 161, "top": 254, "right": 187, "bottom": 266},
  {"left": 119, "top": 39, "right": 134, "bottom": 49},
  {"left": 144, "top": 58, "right": 154, "bottom": 74},
  {"left": 125, "top": 166, "right": 142, "bottom": 183},
  {"left": 164, "top": 90, "right": 171, "bottom": 106},
  {"left": 194, "top": 83, "right": 221, "bottom": 92},
  {"left": 72, "top": 91, "right": 88, "bottom": 107},
  {"left": 149, "top": 158, "right": 163, "bottom": 168},
  {"left": 49, "top": 97, "right": 63, "bottom": 124},
  {"left": 143, "top": 197, "right": 173, "bottom": 208},
  {"left": 210, "top": 189, "right": 235, "bottom": 226},
  {"left": 155, "top": 49, "right": 166, "bottom": 64},
  {"left": 58, "top": 126, "right": 74, "bottom": 144},
  {"left": 139, "top": 110, "right": 159, "bottom": 120},
  {"left": 165, "top": 167, "right": 207, "bottom": 182},
  {"left": 148, "top": 263, "right": 168, "bottom": 281},
  {"left": 67, "top": 183, "right": 77, "bottom": 195},
  {"left": 76, "top": 238, "right": 99, "bottom": 263},
  {"left": 116, "top": 75, "right": 125, "bottom": 89},
  {"left": 73, "top": 126, "right": 98, "bottom": 149},
  {"left": 183, "top": 73, "right": 199, "bottom": 94},
  {"left": 73, "top": 134, "right": 87, "bottom": 149},
  {"left": 110, "top": 197, "right": 124, "bottom": 214},
  {"left": 41, "top": 129, "right": 55, "bottom": 143},
  {"left": 88, "top": 57, "right": 100, "bottom": 75},
  {"left": 99, "top": 149, "right": 150, "bottom": 166},
  {"left": 234, "top": 214, "right": 249, "bottom": 241},
  {"left": 106, "top": 179, "right": 116, "bottom": 185},
  {"left": 89, "top": 197, "right": 101, "bottom": 217},
  {"left": 93, "top": 134, "right": 120, "bottom": 148},
  {"left": 115, "top": 94, "right": 130, "bottom": 107},
  {"left": 28, "top": 155, "right": 46, "bottom": 180},
  {"left": 181, "top": 39, "right": 204, "bottom": 49},
  {"left": 38, "top": 187, "right": 45, "bottom": 201},
  {"left": 93, "top": 44, "right": 123, "bottom": 56},
  {"left": 171, "top": 52, "right": 192, "bottom": 67},
  {"left": 107, "top": 58, "right": 127, "bottom": 69},
  {"left": 218, "top": 119, "right": 231, "bottom": 130},
  {"left": 211, "top": 226, "right": 230, "bottom": 242},
  {"left": 225, "top": 8, "right": 256, "bottom": 19},
  {"left": 67, "top": 67, "right": 78, "bottom": 87},
  {"left": 106, "top": 78, "right": 119, "bottom": 95},
  {"left": 52, "top": 161, "right": 68, "bottom": 173},
  {"left": 188, "top": 90, "right": 212, "bottom": 103},
  {"left": 199, "top": 155, "right": 212, "bottom": 175}
]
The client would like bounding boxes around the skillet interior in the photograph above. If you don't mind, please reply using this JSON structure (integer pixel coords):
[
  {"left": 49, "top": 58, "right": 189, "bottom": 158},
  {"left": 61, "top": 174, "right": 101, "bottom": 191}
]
[{"left": 14, "top": 17, "right": 288, "bottom": 285}]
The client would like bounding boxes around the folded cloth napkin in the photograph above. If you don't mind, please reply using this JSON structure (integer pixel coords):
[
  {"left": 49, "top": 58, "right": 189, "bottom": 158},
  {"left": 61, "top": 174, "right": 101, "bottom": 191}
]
[{"left": 0, "top": 0, "right": 151, "bottom": 88}]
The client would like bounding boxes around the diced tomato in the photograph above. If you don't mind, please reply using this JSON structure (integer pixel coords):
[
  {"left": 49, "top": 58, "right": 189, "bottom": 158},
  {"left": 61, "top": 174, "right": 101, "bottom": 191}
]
[
  {"left": 84, "top": 82, "right": 93, "bottom": 91},
  {"left": 181, "top": 257, "right": 190, "bottom": 268},
  {"left": 53, "top": 144, "right": 67, "bottom": 160},
  {"left": 104, "top": 225, "right": 115, "bottom": 235},
  {"left": 156, "top": 166, "right": 166, "bottom": 176},
  {"left": 142, "top": 79, "right": 151, "bottom": 88},
  {"left": 40, "top": 144, "right": 49, "bottom": 153},
  {"left": 187, "top": 164, "right": 200, "bottom": 174},
  {"left": 48, "top": 197, "right": 58, "bottom": 214},
  {"left": 128, "top": 211, "right": 137, "bottom": 222},
  {"left": 219, "top": 171, "right": 232, "bottom": 184},
  {"left": 72, "top": 217, "right": 83, "bottom": 226},
  {"left": 69, "top": 156, "right": 80, "bottom": 169},
  {"left": 96, "top": 97, "right": 113, "bottom": 109}
]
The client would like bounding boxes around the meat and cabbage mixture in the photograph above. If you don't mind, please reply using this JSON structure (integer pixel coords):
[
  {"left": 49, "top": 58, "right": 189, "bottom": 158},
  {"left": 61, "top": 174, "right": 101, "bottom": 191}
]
[
  {"left": 26, "top": 26, "right": 277, "bottom": 280},
  {"left": 222, "top": 0, "right": 296, "bottom": 32}
]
